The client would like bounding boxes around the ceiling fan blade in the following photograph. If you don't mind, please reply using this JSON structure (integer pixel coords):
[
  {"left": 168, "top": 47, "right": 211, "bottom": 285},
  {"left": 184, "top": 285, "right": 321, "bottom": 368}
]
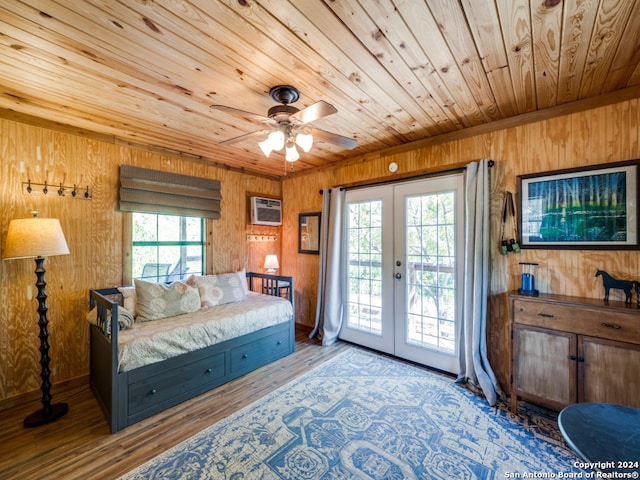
[
  {"left": 290, "top": 100, "right": 337, "bottom": 124},
  {"left": 218, "top": 129, "right": 270, "bottom": 146},
  {"left": 311, "top": 128, "right": 357, "bottom": 150},
  {"left": 211, "top": 105, "right": 271, "bottom": 123}
]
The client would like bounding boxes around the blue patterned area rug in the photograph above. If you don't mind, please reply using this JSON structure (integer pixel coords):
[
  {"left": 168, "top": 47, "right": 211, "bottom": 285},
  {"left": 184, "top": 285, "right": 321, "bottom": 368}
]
[{"left": 121, "top": 349, "right": 587, "bottom": 479}]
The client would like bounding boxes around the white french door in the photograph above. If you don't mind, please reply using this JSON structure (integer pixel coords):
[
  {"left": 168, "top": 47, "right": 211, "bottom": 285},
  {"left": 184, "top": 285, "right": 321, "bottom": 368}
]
[
  {"left": 339, "top": 175, "right": 464, "bottom": 373},
  {"left": 340, "top": 185, "right": 395, "bottom": 354}
]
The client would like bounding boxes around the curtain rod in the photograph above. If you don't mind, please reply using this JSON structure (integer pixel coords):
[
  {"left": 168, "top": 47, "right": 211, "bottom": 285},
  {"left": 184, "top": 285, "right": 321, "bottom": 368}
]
[{"left": 320, "top": 159, "right": 494, "bottom": 194}]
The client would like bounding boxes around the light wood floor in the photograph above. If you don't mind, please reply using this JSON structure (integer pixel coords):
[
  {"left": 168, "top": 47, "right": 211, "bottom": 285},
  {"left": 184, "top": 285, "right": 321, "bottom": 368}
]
[{"left": 0, "top": 327, "right": 352, "bottom": 480}]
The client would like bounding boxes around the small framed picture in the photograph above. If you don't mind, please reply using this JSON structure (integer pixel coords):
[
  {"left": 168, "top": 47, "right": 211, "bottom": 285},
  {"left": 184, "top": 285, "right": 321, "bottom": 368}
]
[{"left": 299, "top": 212, "right": 321, "bottom": 254}]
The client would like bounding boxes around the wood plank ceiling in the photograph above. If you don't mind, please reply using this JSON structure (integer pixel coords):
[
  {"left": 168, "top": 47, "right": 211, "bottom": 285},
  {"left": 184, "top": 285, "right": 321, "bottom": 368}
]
[{"left": 1, "top": 0, "right": 640, "bottom": 177}]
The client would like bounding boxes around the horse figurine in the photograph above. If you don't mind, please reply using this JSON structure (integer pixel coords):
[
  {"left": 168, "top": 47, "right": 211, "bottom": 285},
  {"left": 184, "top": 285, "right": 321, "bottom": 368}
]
[{"left": 595, "top": 270, "right": 634, "bottom": 304}]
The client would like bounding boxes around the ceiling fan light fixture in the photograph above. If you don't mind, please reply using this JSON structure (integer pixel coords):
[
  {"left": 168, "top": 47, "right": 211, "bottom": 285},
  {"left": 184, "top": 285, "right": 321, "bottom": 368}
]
[
  {"left": 295, "top": 132, "right": 313, "bottom": 152},
  {"left": 215, "top": 85, "right": 354, "bottom": 161},
  {"left": 285, "top": 144, "right": 300, "bottom": 162}
]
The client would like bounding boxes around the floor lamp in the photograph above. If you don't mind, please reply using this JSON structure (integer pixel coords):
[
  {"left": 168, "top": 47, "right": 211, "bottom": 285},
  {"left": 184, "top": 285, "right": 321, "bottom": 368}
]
[{"left": 3, "top": 213, "right": 70, "bottom": 427}]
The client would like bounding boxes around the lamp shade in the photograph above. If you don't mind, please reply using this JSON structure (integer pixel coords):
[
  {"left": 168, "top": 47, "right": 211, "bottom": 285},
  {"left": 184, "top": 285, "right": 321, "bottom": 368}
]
[
  {"left": 258, "top": 138, "right": 274, "bottom": 157},
  {"left": 295, "top": 132, "right": 313, "bottom": 152},
  {"left": 3, "top": 217, "right": 70, "bottom": 260},
  {"left": 268, "top": 131, "right": 285, "bottom": 151},
  {"left": 285, "top": 145, "right": 300, "bottom": 162},
  {"left": 263, "top": 254, "right": 279, "bottom": 270}
]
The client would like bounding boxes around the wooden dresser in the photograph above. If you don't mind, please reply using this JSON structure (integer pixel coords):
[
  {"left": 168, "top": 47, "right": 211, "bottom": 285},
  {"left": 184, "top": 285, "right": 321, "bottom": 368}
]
[{"left": 510, "top": 292, "right": 640, "bottom": 412}]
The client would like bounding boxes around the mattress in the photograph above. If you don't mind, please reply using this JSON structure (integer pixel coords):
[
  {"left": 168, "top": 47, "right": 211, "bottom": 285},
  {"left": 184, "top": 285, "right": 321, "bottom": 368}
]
[{"left": 116, "top": 292, "right": 293, "bottom": 372}]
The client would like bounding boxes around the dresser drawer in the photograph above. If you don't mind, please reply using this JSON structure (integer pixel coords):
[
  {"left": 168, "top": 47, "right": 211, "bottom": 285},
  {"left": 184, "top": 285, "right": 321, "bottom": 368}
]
[
  {"left": 513, "top": 298, "right": 640, "bottom": 344},
  {"left": 231, "top": 330, "right": 290, "bottom": 374},
  {"left": 128, "top": 352, "right": 225, "bottom": 415}
]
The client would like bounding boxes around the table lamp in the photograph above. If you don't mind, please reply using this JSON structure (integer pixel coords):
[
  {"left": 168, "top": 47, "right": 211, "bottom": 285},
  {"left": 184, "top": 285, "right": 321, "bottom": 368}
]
[
  {"left": 3, "top": 213, "right": 70, "bottom": 427},
  {"left": 264, "top": 254, "right": 279, "bottom": 274}
]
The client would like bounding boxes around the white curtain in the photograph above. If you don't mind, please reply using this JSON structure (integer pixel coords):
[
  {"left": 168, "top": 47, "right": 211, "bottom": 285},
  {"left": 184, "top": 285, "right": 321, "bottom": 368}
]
[
  {"left": 456, "top": 159, "right": 502, "bottom": 406},
  {"left": 310, "top": 188, "right": 345, "bottom": 345}
]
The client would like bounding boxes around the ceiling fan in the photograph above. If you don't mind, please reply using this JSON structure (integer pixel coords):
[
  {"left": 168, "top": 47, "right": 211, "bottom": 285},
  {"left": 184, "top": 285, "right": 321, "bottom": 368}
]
[{"left": 211, "top": 85, "right": 357, "bottom": 162}]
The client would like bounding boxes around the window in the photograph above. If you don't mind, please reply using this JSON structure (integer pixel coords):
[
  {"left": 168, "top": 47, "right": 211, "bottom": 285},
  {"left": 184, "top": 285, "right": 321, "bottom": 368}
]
[{"left": 131, "top": 213, "right": 204, "bottom": 282}]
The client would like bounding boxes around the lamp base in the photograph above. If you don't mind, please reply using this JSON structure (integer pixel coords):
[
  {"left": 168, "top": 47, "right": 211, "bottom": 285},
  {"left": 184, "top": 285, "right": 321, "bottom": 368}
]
[
  {"left": 24, "top": 402, "right": 68, "bottom": 428},
  {"left": 517, "top": 288, "right": 539, "bottom": 296}
]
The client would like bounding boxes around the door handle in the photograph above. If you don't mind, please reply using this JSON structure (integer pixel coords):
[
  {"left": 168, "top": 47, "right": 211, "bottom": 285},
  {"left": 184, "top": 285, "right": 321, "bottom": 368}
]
[{"left": 395, "top": 272, "right": 402, "bottom": 280}]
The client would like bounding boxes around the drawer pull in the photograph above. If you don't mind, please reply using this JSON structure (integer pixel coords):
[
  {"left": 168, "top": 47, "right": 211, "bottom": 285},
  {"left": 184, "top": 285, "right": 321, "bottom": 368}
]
[
  {"left": 277, "top": 340, "right": 282, "bottom": 345},
  {"left": 150, "top": 388, "right": 157, "bottom": 395},
  {"left": 205, "top": 368, "right": 212, "bottom": 374},
  {"left": 242, "top": 354, "right": 248, "bottom": 359},
  {"left": 601, "top": 322, "right": 621, "bottom": 329},
  {"left": 538, "top": 313, "right": 555, "bottom": 318}
]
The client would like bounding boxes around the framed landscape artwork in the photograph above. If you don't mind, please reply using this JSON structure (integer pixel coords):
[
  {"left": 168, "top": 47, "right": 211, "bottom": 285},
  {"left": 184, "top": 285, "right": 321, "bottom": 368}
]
[{"left": 518, "top": 160, "right": 639, "bottom": 249}]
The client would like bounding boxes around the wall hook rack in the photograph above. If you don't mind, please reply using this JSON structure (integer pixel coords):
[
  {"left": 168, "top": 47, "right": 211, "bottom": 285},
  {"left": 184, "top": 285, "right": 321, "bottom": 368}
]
[
  {"left": 22, "top": 179, "right": 92, "bottom": 199},
  {"left": 246, "top": 233, "right": 277, "bottom": 242},
  {"left": 246, "top": 222, "right": 278, "bottom": 242}
]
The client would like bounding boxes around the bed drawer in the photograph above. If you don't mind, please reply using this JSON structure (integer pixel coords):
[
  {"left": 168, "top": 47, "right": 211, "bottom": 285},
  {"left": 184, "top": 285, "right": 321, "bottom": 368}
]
[
  {"left": 128, "top": 352, "right": 225, "bottom": 415},
  {"left": 231, "top": 329, "right": 290, "bottom": 374}
]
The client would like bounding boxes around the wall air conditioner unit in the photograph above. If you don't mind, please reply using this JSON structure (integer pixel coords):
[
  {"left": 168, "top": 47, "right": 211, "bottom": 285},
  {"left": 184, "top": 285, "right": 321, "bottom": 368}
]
[{"left": 250, "top": 197, "right": 282, "bottom": 226}]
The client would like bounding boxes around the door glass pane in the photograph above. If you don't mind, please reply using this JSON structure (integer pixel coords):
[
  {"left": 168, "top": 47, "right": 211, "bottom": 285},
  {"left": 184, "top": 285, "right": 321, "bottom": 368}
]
[
  {"left": 346, "top": 200, "right": 383, "bottom": 334},
  {"left": 405, "top": 191, "right": 456, "bottom": 353}
]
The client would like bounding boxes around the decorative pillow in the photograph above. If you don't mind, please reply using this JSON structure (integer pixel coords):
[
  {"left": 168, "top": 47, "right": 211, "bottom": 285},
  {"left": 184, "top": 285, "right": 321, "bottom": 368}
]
[
  {"left": 118, "top": 285, "right": 137, "bottom": 316},
  {"left": 134, "top": 279, "right": 201, "bottom": 322},
  {"left": 186, "top": 271, "right": 247, "bottom": 308}
]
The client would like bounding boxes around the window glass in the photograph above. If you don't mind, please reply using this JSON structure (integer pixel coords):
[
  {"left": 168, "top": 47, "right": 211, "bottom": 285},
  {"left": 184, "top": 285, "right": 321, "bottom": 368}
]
[
  {"left": 134, "top": 213, "right": 158, "bottom": 241},
  {"left": 185, "top": 217, "right": 203, "bottom": 241},
  {"left": 158, "top": 215, "right": 180, "bottom": 242},
  {"left": 132, "top": 213, "right": 204, "bottom": 282}
]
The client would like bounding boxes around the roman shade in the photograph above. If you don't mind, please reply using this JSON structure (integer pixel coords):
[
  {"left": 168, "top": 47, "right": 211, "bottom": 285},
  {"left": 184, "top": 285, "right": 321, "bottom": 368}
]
[{"left": 119, "top": 165, "right": 222, "bottom": 219}]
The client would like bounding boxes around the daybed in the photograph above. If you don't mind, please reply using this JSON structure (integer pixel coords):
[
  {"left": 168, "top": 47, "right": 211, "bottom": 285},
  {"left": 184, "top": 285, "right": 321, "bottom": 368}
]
[{"left": 89, "top": 271, "right": 294, "bottom": 433}]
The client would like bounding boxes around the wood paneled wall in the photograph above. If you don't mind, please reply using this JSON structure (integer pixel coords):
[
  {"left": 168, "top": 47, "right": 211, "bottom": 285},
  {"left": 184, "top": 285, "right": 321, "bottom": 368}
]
[
  {"left": 0, "top": 119, "right": 281, "bottom": 404},
  {"left": 2, "top": 97, "right": 639, "bottom": 405},
  {"left": 281, "top": 98, "right": 640, "bottom": 392}
]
